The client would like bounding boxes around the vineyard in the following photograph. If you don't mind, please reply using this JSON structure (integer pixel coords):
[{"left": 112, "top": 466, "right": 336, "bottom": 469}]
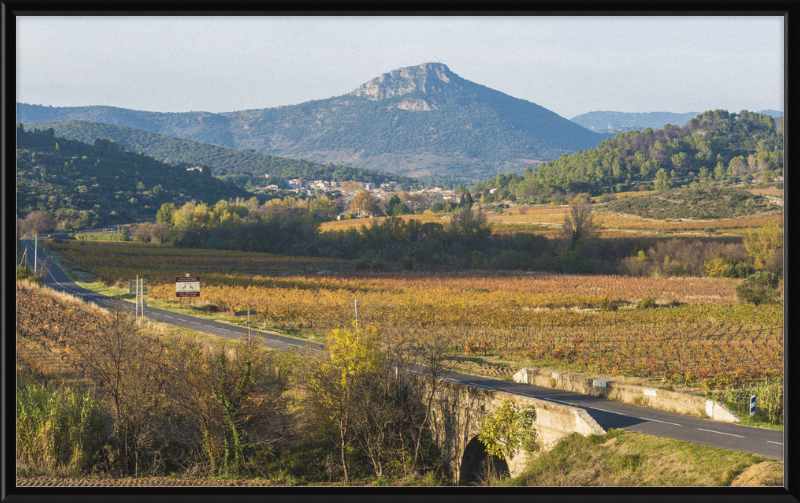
[
  {"left": 486, "top": 208, "right": 782, "bottom": 234},
  {"left": 318, "top": 204, "right": 782, "bottom": 238},
  {"left": 40, "top": 240, "right": 784, "bottom": 388}
]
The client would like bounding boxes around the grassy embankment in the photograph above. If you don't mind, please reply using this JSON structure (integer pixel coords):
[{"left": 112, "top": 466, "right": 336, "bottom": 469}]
[{"left": 504, "top": 429, "right": 781, "bottom": 487}]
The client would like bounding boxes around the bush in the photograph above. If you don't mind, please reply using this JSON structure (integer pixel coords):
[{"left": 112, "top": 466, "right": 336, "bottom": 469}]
[
  {"left": 775, "top": 182, "right": 784, "bottom": 189},
  {"left": 734, "top": 272, "right": 781, "bottom": 306},
  {"left": 17, "top": 266, "right": 43, "bottom": 284},
  {"left": 562, "top": 250, "right": 590, "bottom": 274},
  {"left": 637, "top": 296, "right": 657, "bottom": 309},
  {"left": 599, "top": 297, "right": 618, "bottom": 312}
]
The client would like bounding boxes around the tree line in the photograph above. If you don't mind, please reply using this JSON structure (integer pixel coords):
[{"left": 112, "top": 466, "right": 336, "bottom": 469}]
[{"left": 138, "top": 197, "right": 782, "bottom": 280}]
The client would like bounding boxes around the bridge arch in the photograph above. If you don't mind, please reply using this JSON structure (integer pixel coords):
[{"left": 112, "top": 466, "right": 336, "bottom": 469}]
[{"left": 459, "top": 436, "right": 509, "bottom": 486}]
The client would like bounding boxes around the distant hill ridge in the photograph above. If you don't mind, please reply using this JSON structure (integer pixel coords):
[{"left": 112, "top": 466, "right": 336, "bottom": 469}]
[
  {"left": 17, "top": 63, "right": 612, "bottom": 181},
  {"left": 571, "top": 110, "right": 783, "bottom": 133},
  {"left": 19, "top": 120, "right": 417, "bottom": 186}
]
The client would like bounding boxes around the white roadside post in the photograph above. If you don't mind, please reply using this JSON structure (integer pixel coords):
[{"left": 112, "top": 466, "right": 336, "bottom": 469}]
[
  {"left": 750, "top": 395, "right": 757, "bottom": 418},
  {"left": 136, "top": 274, "right": 140, "bottom": 319},
  {"left": 140, "top": 276, "right": 145, "bottom": 321}
]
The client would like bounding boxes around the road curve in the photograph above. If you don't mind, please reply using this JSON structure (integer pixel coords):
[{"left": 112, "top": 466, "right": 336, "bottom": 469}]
[{"left": 19, "top": 238, "right": 784, "bottom": 461}]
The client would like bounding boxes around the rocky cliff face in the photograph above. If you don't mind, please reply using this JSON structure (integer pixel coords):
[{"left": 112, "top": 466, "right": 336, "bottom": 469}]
[{"left": 349, "top": 62, "right": 459, "bottom": 101}]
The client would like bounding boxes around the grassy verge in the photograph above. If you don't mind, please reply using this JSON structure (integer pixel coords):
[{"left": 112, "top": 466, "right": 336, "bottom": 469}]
[{"left": 506, "top": 429, "right": 782, "bottom": 486}]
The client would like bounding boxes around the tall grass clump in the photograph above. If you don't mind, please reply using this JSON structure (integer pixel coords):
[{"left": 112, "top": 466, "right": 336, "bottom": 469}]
[
  {"left": 716, "top": 380, "right": 783, "bottom": 426},
  {"left": 16, "top": 380, "right": 108, "bottom": 476}
]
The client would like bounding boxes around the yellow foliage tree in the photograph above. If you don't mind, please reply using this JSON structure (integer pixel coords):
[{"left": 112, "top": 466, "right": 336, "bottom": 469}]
[
  {"left": 744, "top": 221, "right": 783, "bottom": 269},
  {"left": 349, "top": 191, "right": 378, "bottom": 218},
  {"left": 298, "top": 324, "right": 381, "bottom": 483}
]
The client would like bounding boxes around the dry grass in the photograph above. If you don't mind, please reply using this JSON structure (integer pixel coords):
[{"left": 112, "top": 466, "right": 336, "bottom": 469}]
[{"left": 507, "top": 429, "right": 781, "bottom": 487}]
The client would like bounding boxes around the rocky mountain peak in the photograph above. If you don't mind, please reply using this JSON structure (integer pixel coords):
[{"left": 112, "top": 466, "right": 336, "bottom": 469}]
[{"left": 349, "top": 63, "right": 458, "bottom": 101}]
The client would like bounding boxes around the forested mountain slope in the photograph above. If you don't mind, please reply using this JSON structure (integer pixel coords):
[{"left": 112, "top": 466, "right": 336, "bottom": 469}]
[
  {"left": 472, "top": 109, "right": 784, "bottom": 201},
  {"left": 21, "top": 120, "right": 416, "bottom": 186},
  {"left": 15, "top": 124, "right": 255, "bottom": 229}
]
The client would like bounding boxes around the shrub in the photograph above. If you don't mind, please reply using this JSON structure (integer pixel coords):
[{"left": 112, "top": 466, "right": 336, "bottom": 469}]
[
  {"left": 637, "top": 296, "right": 657, "bottom": 309},
  {"left": 734, "top": 272, "right": 781, "bottom": 306},
  {"left": 17, "top": 267, "right": 43, "bottom": 284},
  {"left": 598, "top": 297, "right": 618, "bottom": 312}
]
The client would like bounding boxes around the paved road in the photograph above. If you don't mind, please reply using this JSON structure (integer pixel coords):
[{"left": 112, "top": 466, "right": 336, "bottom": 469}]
[{"left": 20, "top": 238, "right": 785, "bottom": 461}]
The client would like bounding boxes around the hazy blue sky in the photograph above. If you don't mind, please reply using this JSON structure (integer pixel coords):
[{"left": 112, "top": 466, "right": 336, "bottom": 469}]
[{"left": 17, "top": 16, "right": 784, "bottom": 119}]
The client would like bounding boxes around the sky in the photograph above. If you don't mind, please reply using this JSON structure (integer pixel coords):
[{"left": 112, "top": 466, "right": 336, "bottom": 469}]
[{"left": 16, "top": 16, "right": 784, "bottom": 120}]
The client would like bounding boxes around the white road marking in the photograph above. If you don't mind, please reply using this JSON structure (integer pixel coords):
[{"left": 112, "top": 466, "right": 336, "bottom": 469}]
[
  {"left": 640, "top": 417, "right": 682, "bottom": 427},
  {"left": 767, "top": 441, "right": 783, "bottom": 446},
  {"left": 589, "top": 407, "right": 631, "bottom": 417},
  {"left": 697, "top": 428, "right": 744, "bottom": 438}
]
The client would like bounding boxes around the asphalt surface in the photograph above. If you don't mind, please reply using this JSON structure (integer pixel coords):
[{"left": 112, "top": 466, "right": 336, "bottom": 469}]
[{"left": 20, "top": 238, "right": 785, "bottom": 461}]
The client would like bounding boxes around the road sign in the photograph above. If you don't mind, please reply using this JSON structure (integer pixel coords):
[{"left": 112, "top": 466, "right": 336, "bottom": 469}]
[
  {"left": 234, "top": 310, "right": 249, "bottom": 316},
  {"left": 750, "top": 395, "right": 757, "bottom": 417},
  {"left": 176, "top": 276, "right": 200, "bottom": 297},
  {"left": 129, "top": 278, "right": 147, "bottom": 295}
]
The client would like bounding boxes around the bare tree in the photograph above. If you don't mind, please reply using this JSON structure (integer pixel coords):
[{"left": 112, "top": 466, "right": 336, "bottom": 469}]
[
  {"left": 19, "top": 211, "right": 56, "bottom": 238},
  {"left": 150, "top": 222, "right": 171, "bottom": 244},
  {"left": 559, "top": 205, "right": 599, "bottom": 250},
  {"left": 162, "top": 334, "right": 286, "bottom": 477},
  {"left": 65, "top": 300, "right": 166, "bottom": 476}
]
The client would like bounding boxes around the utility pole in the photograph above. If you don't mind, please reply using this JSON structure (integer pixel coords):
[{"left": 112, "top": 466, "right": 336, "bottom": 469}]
[
  {"left": 354, "top": 298, "right": 358, "bottom": 327},
  {"left": 34, "top": 235, "right": 38, "bottom": 275},
  {"left": 136, "top": 274, "right": 139, "bottom": 319}
]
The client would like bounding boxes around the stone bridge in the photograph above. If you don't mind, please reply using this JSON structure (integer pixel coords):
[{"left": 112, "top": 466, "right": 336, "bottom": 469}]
[{"left": 425, "top": 380, "right": 606, "bottom": 485}]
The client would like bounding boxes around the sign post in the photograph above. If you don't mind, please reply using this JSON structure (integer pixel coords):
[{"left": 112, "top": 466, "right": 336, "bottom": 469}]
[
  {"left": 750, "top": 395, "right": 757, "bottom": 418},
  {"left": 234, "top": 308, "right": 252, "bottom": 341},
  {"left": 130, "top": 278, "right": 148, "bottom": 320}
]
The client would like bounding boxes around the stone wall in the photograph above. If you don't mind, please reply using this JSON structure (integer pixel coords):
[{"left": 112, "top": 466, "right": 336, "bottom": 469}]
[
  {"left": 513, "top": 368, "right": 739, "bottom": 423},
  {"left": 424, "top": 379, "right": 606, "bottom": 484}
]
